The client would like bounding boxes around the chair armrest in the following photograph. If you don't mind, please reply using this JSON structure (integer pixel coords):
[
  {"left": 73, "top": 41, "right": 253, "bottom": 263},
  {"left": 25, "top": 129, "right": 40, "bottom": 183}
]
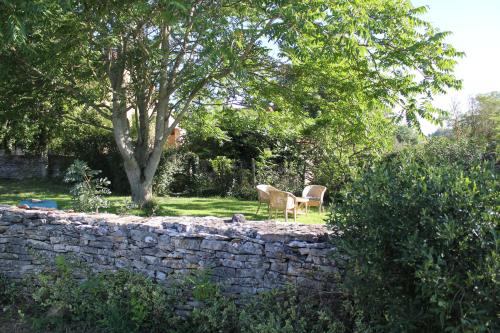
[
  {"left": 320, "top": 188, "right": 326, "bottom": 202},
  {"left": 285, "top": 192, "right": 298, "bottom": 209}
]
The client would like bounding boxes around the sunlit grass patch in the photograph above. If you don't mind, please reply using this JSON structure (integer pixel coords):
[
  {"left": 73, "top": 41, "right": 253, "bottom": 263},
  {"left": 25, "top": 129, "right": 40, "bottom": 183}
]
[{"left": 0, "top": 179, "right": 326, "bottom": 224}]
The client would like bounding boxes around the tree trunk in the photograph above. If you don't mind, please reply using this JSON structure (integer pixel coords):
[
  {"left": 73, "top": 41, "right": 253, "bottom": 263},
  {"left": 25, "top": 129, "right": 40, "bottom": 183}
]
[
  {"left": 124, "top": 164, "right": 154, "bottom": 204},
  {"left": 111, "top": 106, "right": 157, "bottom": 205},
  {"left": 130, "top": 178, "right": 153, "bottom": 204}
]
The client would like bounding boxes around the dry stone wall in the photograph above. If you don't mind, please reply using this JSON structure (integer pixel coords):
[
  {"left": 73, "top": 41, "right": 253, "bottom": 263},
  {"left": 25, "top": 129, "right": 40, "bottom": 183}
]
[
  {"left": 0, "top": 205, "right": 342, "bottom": 296},
  {"left": 0, "top": 155, "right": 48, "bottom": 179},
  {"left": 0, "top": 154, "right": 72, "bottom": 179}
]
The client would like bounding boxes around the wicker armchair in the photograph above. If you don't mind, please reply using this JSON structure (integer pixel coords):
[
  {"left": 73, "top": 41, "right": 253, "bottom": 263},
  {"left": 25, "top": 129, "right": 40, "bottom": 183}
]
[
  {"left": 256, "top": 184, "right": 278, "bottom": 214},
  {"left": 269, "top": 190, "right": 297, "bottom": 222},
  {"left": 302, "top": 185, "right": 327, "bottom": 212}
]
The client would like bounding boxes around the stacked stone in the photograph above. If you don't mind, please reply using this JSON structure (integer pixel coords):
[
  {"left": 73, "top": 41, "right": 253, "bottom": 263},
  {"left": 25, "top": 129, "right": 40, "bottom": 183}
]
[
  {"left": 0, "top": 155, "right": 48, "bottom": 179},
  {"left": 0, "top": 205, "right": 342, "bottom": 297}
]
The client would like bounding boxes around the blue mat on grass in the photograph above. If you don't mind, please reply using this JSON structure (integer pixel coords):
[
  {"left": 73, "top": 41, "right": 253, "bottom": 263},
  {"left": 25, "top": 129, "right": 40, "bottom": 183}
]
[{"left": 19, "top": 199, "right": 58, "bottom": 209}]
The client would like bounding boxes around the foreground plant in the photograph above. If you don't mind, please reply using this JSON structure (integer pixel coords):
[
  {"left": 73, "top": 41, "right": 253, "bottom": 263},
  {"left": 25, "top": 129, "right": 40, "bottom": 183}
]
[
  {"left": 330, "top": 138, "right": 498, "bottom": 332},
  {"left": 0, "top": 257, "right": 345, "bottom": 333},
  {"left": 64, "top": 160, "right": 111, "bottom": 213}
]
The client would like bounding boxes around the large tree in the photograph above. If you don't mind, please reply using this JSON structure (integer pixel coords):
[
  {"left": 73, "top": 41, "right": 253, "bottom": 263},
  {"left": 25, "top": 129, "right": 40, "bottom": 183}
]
[{"left": 0, "top": 0, "right": 462, "bottom": 203}]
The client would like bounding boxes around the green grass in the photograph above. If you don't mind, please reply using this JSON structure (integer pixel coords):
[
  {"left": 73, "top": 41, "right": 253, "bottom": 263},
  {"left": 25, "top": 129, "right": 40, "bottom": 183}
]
[{"left": 0, "top": 179, "right": 327, "bottom": 224}]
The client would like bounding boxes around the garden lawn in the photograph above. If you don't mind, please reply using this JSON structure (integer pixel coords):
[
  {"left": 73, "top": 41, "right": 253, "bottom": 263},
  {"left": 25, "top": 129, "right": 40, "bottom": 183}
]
[{"left": 0, "top": 179, "right": 326, "bottom": 224}]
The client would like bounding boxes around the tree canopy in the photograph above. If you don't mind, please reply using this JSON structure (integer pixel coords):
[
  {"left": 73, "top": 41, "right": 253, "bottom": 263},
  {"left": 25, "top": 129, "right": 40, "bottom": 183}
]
[
  {"left": 455, "top": 92, "right": 500, "bottom": 150},
  {"left": 0, "top": 0, "right": 462, "bottom": 202}
]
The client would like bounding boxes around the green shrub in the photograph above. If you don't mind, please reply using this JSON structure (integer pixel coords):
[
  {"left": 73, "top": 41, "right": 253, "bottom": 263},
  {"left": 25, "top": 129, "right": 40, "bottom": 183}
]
[
  {"left": 228, "top": 168, "right": 257, "bottom": 199},
  {"left": 3, "top": 254, "right": 345, "bottom": 333},
  {"left": 55, "top": 126, "right": 130, "bottom": 194},
  {"left": 255, "top": 148, "right": 304, "bottom": 195},
  {"left": 239, "top": 286, "right": 345, "bottom": 333},
  {"left": 0, "top": 273, "right": 18, "bottom": 309},
  {"left": 64, "top": 160, "right": 111, "bottom": 213},
  {"left": 180, "top": 285, "right": 346, "bottom": 333},
  {"left": 141, "top": 198, "right": 160, "bottom": 217},
  {"left": 76, "top": 270, "right": 178, "bottom": 333},
  {"left": 329, "top": 138, "right": 498, "bottom": 332},
  {"left": 29, "top": 255, "right": 84, "bottom": 330},
  {"left": 28, "top": 256, "right": 180, "bottom": 333},
  {"left": 184, "top": 294, "right": 239, "bottom": 333},
  {"left": 153, "top": 150, "right": 185, "bottom": 196},
  {"left": 210, "top": 156, "right": 236, "bottom": 196}
]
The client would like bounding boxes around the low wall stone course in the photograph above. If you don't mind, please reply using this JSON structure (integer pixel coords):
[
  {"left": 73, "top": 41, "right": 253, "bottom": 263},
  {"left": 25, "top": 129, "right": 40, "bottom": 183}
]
[{"left": 0, "top": 205, "right": 340, "bottom": 297}]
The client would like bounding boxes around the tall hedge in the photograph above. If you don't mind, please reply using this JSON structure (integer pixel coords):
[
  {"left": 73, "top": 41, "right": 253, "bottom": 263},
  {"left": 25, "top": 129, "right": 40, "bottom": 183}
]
[{"left": 329, "top": 138, "right": 498, "bottom": 332}]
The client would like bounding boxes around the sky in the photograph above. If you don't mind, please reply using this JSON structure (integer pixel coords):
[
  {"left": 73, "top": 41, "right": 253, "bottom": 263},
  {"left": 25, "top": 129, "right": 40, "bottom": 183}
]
[{"left": 411, "top": 0, "right": 500, "bottom": 134}]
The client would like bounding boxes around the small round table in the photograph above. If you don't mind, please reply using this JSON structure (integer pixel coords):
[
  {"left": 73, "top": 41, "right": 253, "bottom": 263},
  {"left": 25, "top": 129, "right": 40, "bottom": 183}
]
[{"left": 295, "top": 197, "right": 309, "bottom": 215}]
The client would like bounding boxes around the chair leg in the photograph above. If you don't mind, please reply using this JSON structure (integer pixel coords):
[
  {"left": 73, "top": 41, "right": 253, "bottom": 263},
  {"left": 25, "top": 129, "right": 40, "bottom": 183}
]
[
  {"left": 256, "top": 201, "right": 261, "bottom": 214},
  {"left": 293, "top": 208, "right": 296, "bottom": 223},
  {"left": 285, "top": 209, "right": 288, "bottom": 223}
]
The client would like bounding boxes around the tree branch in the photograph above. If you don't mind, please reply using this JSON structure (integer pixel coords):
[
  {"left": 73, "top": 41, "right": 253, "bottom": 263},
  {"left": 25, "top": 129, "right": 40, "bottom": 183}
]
[
  {"left": 167, "top": 0, "right": 200, "bottom": 91},
  {"left": 66, "top": 115, "right": 113, "bottom": 131}
]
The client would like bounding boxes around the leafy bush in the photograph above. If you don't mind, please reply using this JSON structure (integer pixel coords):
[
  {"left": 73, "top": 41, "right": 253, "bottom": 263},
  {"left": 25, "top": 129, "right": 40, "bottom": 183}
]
[
  {"left": 153, "top": 150, "right": 185, "bottom": 196},
  {"left": 183, "top": 293, "right": 239, "bottom": 333},
  {"left": 180, "top": 284, "right": 346, "bottom": 333},
  {"left": 255, "top": 148, "right": 304, "bottom": 195},
  {"left": 76, "top": 270, "right": 178, "bottom": 333},
  {"left": 151, "top": 146, "right": 304, "bottom": 200},
  {"left": 1, "top": 257, "right": 346, "bottom": 333},
  {"left": 55, "top": 124, "right": 130, "bottom": 193},
  {"left": 239, "top": 286, "right": 345, "bottom": 333},
  {"left": 64, "top": 160, "right": 111, "bottom": 213},
  {"left": 164, "top": 151, "right": 256, "bottom": 199},
  {"left": 0, "top": 273, "right": 18, "bottom": 309},
  {"left": 28, "top": 256, "right": 179, "bottom": 333},
  {"left": 329, "top": 138, "right": 498, "bottom": 332},
  {"left": 227, "top": 168, "right": 257, "bottom": 199},
  {"left": 141, "top": 198, "right": 160, "bottom": 217},
  {"left": 30, "top": 255, "right": 84, "bottom": 329},
  {"left": 210, "top": 156, "right": 236, "bottom": 195}
]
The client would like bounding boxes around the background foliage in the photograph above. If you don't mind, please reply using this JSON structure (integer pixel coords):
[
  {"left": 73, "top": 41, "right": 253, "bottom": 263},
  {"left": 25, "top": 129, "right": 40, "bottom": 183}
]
[{"left": 0, "top": 0, "right": 462, "bottom": 202}]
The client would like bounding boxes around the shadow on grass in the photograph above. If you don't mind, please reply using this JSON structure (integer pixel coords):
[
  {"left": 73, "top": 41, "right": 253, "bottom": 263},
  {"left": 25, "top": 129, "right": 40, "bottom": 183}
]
[
  {"left": 0, "top": 178, "right": 326, "bottom": 224},
  {"left": 0, "top": 178, "right": 72, "bottom": 209}
]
